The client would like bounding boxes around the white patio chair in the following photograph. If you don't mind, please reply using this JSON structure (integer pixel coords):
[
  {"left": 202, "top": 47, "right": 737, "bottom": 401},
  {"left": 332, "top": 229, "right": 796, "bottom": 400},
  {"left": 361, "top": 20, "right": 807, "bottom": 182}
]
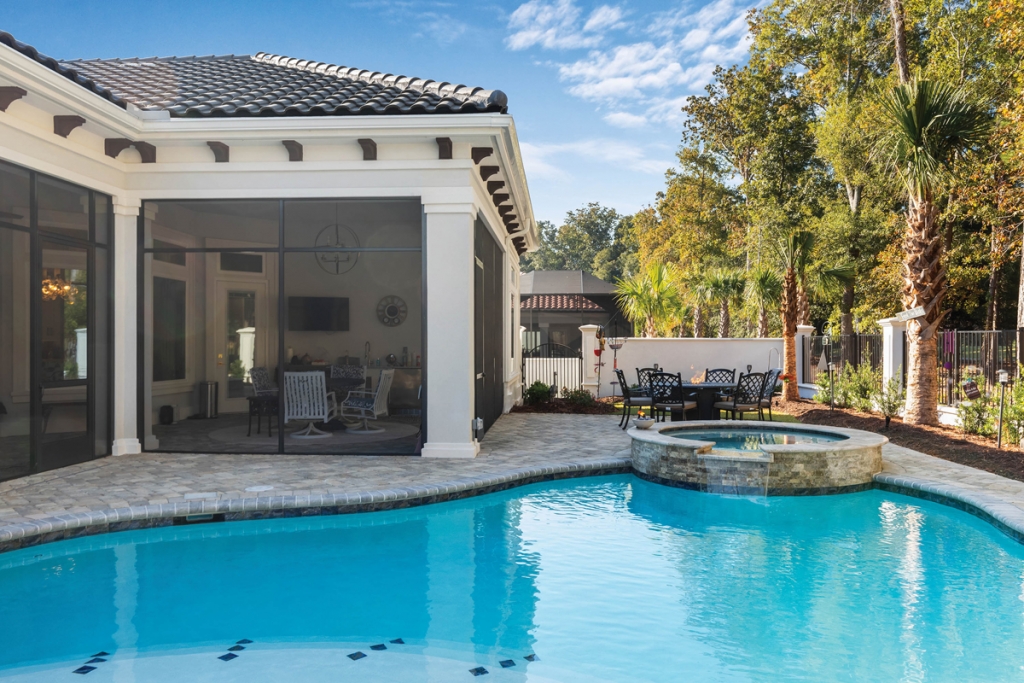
[
  {"left": 284, "top": 371, "right": 338, "bottom": 439},
  {"left": 340, "top": 369, "right": 394, "bottom": 433}
]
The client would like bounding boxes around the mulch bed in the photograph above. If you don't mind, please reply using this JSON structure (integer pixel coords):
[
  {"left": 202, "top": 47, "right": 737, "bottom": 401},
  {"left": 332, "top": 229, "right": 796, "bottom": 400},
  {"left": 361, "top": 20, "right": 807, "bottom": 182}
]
[
  {"left": 780, "top": 399, "right": 1024, "bottom": 483},
  {"left": 510, "top": 397, "right": 620, "bottom": 415}
]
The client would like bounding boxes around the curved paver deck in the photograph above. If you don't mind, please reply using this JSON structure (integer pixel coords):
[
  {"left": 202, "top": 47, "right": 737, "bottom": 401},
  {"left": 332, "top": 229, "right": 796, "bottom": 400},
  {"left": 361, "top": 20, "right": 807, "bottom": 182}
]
[{"left": 1, "top": 414, "right": 1023, "bottom": 552}]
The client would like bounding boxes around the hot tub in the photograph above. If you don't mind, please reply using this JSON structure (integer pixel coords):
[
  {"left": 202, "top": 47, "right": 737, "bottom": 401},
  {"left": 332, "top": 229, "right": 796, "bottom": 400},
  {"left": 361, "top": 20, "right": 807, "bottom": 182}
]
[{"left": 629, "top": 421, "right": 886, "bottom": 496}]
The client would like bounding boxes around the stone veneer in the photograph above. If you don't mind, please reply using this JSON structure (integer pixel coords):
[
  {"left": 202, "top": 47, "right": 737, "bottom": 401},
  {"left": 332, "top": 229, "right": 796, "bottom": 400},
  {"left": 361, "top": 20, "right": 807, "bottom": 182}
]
[{"left": 630, "top": 421, "right": 886, "bottom": 496}]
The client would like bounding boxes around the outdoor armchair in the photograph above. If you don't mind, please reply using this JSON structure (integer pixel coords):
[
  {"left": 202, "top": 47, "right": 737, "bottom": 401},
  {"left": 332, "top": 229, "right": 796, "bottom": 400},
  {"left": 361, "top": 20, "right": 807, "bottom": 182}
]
[{"left": 714, "top": 372, "right": 765, "bottom": 420}]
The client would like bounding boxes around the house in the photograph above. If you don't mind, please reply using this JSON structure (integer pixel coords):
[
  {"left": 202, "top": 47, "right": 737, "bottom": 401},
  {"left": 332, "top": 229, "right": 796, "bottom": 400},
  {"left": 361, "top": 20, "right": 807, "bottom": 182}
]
[
  {"left": 0, "top": 30, "right": 536, "bottom": 480},
  {"left": 520, "top": 270, "right": 631, "bottom": 353}
]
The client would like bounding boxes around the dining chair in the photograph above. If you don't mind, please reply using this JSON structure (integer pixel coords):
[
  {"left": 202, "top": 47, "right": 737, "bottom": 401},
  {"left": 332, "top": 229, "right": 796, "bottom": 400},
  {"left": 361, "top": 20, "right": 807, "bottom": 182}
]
[
  {"left": 704, "top": 368, "right": 736, "bottom": 384},
  {"left": 615, "top": 368, "right": 652, "bottom": 429},
  {"left": 650, "top": 372, "right": 696, "bottom": 422},
  {"left": 636, "top": 367, "right": 657, "bottom": 397},
  {"left": 713, "top": 372, "right": 765, "bottom": 420},
  {"left": 759, "top": 368, "right": 782, "bottom": 421}
]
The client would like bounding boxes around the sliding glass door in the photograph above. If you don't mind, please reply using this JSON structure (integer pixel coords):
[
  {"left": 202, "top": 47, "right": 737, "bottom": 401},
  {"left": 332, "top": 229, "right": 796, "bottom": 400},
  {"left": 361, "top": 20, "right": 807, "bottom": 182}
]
[{"left": 0, "top": 160, "right": 112, "bottom": 482}]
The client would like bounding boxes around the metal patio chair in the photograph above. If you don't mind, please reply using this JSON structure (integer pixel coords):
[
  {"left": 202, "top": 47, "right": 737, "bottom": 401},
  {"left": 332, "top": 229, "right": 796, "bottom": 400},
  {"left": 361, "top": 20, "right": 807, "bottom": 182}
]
[
  {"left": 340, "top": 369, "right": 395, "bottom": 433},
  {"left": 650, "top": 372, "right": 696, "bottom": 422},
  {"left": 284, "top": 371, "right": 338, "bottom": 439},
  {"left": 615, "top": 368, "right": 651, "bottom": 429},
  {"left": 714, "top": 372, "right": 765, "bottom": 420},
  {"left": 759, "top": 368, "right": 782, "bottom": 421}
]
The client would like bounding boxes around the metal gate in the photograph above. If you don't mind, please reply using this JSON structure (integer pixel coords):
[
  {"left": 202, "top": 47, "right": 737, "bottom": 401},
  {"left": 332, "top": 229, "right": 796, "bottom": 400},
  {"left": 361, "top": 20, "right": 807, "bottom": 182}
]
[{"left": 521, "top": 343, "right": 583, "bottom": 396}]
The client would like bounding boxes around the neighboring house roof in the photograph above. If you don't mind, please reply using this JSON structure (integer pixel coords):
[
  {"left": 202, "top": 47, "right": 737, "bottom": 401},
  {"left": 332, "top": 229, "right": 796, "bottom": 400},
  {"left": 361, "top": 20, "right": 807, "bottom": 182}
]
[
  {"left": 519, "top": 270, "right": 616, "bottom": 296},
  {"left": 0, "top": 30, "right": 508, "bottom": 117},
  {"left": 520, "top": 295, "right": 604, "bottom": 312}
]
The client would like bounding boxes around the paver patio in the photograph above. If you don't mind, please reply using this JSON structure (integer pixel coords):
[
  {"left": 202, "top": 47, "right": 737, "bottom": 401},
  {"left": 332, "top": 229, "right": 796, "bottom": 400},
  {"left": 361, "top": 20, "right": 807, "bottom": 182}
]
[{"left": 1, "top": 413, "right": 1023, "bottom": 550}]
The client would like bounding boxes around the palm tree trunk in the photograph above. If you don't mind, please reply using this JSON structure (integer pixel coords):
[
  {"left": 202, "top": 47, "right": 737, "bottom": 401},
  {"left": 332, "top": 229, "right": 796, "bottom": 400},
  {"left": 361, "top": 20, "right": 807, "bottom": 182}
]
[
  {"left": 645, "top": 315, "right": 657, "bottom": 338},
  {"left": 797, "top": 285, "right": 810, "bottom": 326},
  {"left": 840, "top": 282, "right": 855, "bottom": 336},
  {"left": 758, "top": 304, "right": 769, "bottom": 338},
  {"left": 782, "top": 268, "right": 799, "bottom": 401},
  {"left": 889, "top": 0, "right": 911, "bottom": 83},
  {"left": 903, "top": 196, "right": 944, "bottom": 424},
  {"left": 719, "top": 301, "right": 730, "bottom": 338},
  {"left": 694, "top": 306, "right": 704, "bottom": 338}
]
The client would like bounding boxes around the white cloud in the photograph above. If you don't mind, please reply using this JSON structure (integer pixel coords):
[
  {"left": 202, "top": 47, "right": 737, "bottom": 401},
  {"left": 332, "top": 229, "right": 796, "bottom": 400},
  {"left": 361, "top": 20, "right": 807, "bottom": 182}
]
[
  {"left": 506, "top": 0, "right": 626, "bottom": 50},
  {"left": 521, "top": 138, "right": 671, "bottom": 180},
  {"left": 604, "top": 111, "right": 649, "bottom": 128}
]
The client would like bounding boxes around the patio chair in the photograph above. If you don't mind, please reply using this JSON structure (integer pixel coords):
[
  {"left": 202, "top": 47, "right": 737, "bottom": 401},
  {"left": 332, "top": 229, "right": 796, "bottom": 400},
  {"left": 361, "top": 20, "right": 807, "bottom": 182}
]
[
  {"left": 247, "top": 367, "right": 278, "bottom": 437},
  {"left": 340, "top": 369, "right": 395, "bottom": 433},
  {"left": 636, "top": 367, "right": 658, "bottom": 397},
  {"left": 649, "top": 372, "right": 697, "bottom": 422},
  {"left": 704, "top": 368, "right": 736, "bottom": 384},
  {"left": 714, "top": 372, "right": 765, "bottom": 420},
  {"left": 284, "top": 371, "right": 338, "bottom": 439},
  {"left": 615, "top": 368, "right": 652, "bottom": 429},
  {"left": 759, "top": 368, "right": 783, "bottom": 421}
]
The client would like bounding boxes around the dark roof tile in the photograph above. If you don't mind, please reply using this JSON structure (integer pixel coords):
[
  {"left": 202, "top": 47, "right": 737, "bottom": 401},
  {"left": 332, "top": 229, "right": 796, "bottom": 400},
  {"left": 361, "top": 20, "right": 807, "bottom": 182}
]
[{"left": 0, "top": 31, "right": 507, "bottom": 117}]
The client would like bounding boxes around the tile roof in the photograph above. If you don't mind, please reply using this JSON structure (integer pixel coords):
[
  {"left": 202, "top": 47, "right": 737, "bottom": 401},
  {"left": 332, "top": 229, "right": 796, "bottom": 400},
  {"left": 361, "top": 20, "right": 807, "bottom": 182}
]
[
  {"left": 520, "top": 295, "right": 605, "bottom": 312},
  {"left": 0, "top": 30, "right": 508, "bottom": 117}
]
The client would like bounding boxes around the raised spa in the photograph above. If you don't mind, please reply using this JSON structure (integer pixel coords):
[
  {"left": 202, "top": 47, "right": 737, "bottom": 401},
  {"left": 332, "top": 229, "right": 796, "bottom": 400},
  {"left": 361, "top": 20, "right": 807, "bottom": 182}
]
[{"left": 630, "top": 420, "right": 885, "bottom": 495}]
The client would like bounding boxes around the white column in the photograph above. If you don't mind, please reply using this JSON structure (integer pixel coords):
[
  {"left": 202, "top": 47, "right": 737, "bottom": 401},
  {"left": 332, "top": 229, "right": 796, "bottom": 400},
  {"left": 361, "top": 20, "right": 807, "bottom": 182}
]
[
  {"left": 795, "top": 324, "right": 814, "bottom": 385},
  {"left": 421, "top": 203, "right": 478, "bottom": 458},
  {"left": 111, "top": 199, "right": 141, "bottom": 456},
  {"left": 878, "top": 317, "right": 908, "bottom": 386},
  {"left": 580, "top": 324, "right": 601, "bottom": 396}
]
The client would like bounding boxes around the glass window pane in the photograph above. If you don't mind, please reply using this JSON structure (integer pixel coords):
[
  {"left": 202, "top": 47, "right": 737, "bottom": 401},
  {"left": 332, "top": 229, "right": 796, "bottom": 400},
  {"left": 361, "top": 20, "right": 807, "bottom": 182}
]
[
  {"left": 41, "top": 242, "right": 89, "bottom": 382},
  {"left": 0, "top": 228, "right": 32, "bottom": 481},
  {"left": 39, "top": 241, "right": 92, "bottom": 472},
  {"left": 284, "top": 199, "right": 422, "bottom": 250},
  {"left": 284, "top": 250, "right": 421, "bottom": 454},
  {"left": 0, "top": 161, "right": 30, "bottom": 229},
  {"left": 94, "top": 192, "right": 111, "bottom": 244},
  {"left": 220, "top": 252, "right": 264, "bottom": 273},
  {"left": 37, "top": 175, "right": 89, "bottom": 239},
  {"left": 145, "top": 200, "right": 279, "bottom": 248}
]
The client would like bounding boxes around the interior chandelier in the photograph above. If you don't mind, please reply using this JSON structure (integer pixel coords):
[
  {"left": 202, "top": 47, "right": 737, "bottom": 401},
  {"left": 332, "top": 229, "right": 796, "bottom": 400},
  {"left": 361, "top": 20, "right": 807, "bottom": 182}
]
[{"left": 41, "top": 274, "right": 78, "bottom": 303}]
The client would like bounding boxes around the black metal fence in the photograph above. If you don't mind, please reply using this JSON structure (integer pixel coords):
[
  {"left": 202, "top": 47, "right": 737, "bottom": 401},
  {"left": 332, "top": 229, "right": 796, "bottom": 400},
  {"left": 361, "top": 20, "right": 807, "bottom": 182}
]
[
  {"left": 924, "top": 330, "right": 1018, "bottom": 405},
  {"left": 522, "top": 343, "right": 583, "bottom": 397},
  {"left": 803, "top": 334, "right": 882, "bottom": 385}
]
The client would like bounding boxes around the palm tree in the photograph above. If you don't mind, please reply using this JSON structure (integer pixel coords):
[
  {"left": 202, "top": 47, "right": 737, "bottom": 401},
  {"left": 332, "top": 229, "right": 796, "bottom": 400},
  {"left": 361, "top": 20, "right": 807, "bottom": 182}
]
[
  {"left": 746, "top": 266, "right": 782, "bottom": 337},
  {"left": 615, "top": 263, "right": 679, "bottom": 338},
  {"left": 706, "top": 268, "right": 745, "bottom": 338},
  {"left": 777, "top": 231, "right": 815, "bottom": 401},
  {"left": 687, "top": 276, "right": 713, "bottom": 338},
  {"left": 876, "top": 77, "right": 989, "bottom": 424}
]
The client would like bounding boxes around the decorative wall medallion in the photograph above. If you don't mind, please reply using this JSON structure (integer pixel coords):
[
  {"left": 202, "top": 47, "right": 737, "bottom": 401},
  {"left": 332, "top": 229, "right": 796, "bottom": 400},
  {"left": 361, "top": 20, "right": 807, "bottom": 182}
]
[
  {"left": 314, "top": 224, "right": 360, "bottom": 275},
  {"left": 377, "top": 296, "right": 408, "bottom": 327}
]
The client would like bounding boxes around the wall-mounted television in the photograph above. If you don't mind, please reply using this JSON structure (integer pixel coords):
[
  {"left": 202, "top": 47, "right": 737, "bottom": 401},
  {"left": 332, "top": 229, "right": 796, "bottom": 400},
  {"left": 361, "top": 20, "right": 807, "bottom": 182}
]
[{"left": 288, "top": 296, "right": 349, "bottom": 332}]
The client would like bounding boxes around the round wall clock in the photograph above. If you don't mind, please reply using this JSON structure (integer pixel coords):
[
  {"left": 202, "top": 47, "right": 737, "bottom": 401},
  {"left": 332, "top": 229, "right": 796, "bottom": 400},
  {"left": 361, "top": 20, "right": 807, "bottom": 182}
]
[{"left": 377, "top": 296, "right": 408, "bottom": 327}]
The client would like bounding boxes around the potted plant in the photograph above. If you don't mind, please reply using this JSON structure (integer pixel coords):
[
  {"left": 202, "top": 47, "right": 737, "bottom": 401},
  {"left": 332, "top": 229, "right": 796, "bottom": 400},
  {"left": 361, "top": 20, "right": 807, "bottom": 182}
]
[{"left": 633, "top": 410, "right": 656, "bottom": 430}]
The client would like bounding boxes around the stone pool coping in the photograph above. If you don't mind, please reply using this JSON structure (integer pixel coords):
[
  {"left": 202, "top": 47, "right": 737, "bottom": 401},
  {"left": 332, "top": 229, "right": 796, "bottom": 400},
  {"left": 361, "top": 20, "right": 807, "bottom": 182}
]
[
  {"left": 630, "top": 420, "right": 889, "bottom": 456},
  {"left": 0, "top": 455, "right": 634, "bottom": 553},
  {"left": 1, "top": 414, "right": 1023, "bottom": 553}
]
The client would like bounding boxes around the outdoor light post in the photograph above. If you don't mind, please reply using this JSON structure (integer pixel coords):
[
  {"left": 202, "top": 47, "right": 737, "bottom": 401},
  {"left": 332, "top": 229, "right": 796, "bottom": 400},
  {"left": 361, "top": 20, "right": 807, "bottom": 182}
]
[
  {"left": 997, "top": 370, "right": 1009, "bottom": 449},
  {"left": 828, "top": 362, "right": 835, "bottom": 413}
]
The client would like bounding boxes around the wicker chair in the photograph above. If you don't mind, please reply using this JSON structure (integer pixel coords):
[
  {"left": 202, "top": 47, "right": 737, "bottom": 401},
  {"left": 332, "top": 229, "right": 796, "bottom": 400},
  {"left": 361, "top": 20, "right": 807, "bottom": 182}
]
[
  {"left": 615, "top": 368, "right": 651, "bottom": 429},
  {"left": 714, "top": 372, "right": 765, "bottom": 420}
]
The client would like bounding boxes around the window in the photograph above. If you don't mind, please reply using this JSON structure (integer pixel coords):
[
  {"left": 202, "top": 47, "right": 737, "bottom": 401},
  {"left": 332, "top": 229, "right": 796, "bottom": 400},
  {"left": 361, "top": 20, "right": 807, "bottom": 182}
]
[
  {"left": 152, "top": 277, "right": 187, "bottom": 382},
  {"left": 220, "top": 252, "right": 263, "bottom": 273}
]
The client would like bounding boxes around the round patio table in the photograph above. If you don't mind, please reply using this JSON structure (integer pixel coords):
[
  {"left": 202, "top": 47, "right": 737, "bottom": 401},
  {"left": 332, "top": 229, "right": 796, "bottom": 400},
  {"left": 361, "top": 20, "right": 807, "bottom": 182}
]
[{"left": 668, "top": 382, "right": 735, "bottom": 421}]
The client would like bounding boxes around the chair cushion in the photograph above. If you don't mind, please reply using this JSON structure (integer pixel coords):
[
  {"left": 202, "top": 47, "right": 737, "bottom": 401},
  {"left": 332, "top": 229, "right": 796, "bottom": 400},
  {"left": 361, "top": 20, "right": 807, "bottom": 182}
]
[
  {"left": 626, "top": 396, "right": 652, "bottom": 405},
  {"left": 344, "top": 397, "right": 375, "bottom": 410},
  {"left": 714, "top": 402, "right": 760, "bottom": 411}
]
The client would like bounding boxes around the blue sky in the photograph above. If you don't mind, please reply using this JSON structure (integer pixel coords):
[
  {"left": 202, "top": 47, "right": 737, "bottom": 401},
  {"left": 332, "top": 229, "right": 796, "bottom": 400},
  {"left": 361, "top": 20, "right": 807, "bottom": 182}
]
[{"left": 2, "top": 0, "right": 754, "bottom": 225}]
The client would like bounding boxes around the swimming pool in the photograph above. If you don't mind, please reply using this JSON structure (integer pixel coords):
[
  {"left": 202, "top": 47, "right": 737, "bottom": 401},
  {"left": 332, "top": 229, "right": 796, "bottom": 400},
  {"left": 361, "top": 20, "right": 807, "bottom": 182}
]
[
  {"left": 666, "top": 427, "right": 849, "bottom": 450},
  {"left": 1, "top": 475, "right": 1022, "bottom": 682}
]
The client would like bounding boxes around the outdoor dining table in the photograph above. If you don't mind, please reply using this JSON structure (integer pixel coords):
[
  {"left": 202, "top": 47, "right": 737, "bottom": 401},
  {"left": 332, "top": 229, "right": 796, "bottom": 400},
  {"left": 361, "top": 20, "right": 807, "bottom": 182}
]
[{"left": 668, "top": 382, "right": 735, "bottom": 421}]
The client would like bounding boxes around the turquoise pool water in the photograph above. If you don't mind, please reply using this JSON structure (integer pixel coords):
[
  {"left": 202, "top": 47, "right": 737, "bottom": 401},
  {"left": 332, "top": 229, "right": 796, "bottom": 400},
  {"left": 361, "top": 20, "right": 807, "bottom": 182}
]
[
  {"left": 1, "top": 476, "right": 1023, "bottom": 682},
  {"left": 668, "top": 428, "right": 848, "bottom": 450}
]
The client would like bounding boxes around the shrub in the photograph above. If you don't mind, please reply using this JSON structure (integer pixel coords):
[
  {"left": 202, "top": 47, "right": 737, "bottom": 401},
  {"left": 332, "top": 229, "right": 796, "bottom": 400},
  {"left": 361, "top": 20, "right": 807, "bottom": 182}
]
[
  {"left": 563, "top": 387, "right": 595, "bottom": 406},
  {"left": 1001, "top": 368, "right": 1024, "bottom": 445},
  {"left": 873, "top": 375, "right": 905, "bottom": 429},
  {"left": 815, "top": 362, "right": 879, "bottom": 411},
  {"left": 524, "top": 381, "right": 550, "bottom": 405},
  {"left": 957, "top": 376, "right": 995, "bottom": 437}
]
